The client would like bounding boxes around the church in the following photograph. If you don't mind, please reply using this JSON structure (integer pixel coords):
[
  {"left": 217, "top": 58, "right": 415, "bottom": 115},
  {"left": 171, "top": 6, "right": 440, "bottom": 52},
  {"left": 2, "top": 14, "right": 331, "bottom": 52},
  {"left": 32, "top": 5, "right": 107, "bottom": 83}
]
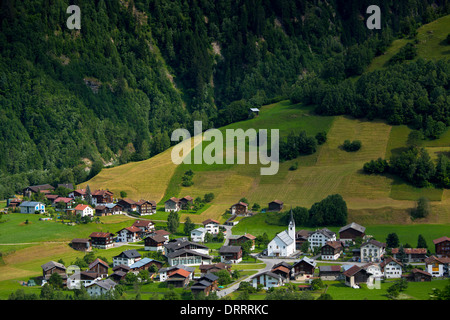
[{"left": 267, "top": 209, "right": 296, "bottom": 257}]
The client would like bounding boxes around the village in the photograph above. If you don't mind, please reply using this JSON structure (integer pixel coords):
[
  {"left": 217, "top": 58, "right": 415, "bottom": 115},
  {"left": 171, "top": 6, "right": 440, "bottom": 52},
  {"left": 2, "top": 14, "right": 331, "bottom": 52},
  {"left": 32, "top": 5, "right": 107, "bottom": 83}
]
[{"left": 3, "top": 183, "right": 450, "bottom": 300}]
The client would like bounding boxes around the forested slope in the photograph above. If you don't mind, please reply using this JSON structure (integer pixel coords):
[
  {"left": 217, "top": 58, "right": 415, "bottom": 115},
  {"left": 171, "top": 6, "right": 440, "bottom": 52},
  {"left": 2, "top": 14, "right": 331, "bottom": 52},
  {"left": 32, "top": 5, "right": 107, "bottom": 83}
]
[{"left": 0, "top": 0, "right": 449, "bottom": 198}]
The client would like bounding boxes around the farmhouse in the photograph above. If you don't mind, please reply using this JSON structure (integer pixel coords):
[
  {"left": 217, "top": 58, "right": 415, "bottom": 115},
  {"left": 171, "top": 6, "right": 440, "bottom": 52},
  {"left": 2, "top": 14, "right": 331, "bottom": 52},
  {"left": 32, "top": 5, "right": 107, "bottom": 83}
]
[
  {"left": 153, "top": 229, "right": 171, "bottom": 240},
  {"left": 116, "top": 226, "right": 142, "bottom": 243},
  {"left": 267, "top": 209, "right": 296, "bottom": 257},
  {"left": 113, "top": 249, "right": 142, "bottom": 267},
  {"left": 361, "top": 263, "right": 383, "bottom": 278},
  {"left": 164, "top": 238, "right": 210, "bottom": 256},
  {"left": 132, "top": 220, "right": 155, "bottom": 233},
  {"left": 339, "top": 222, "right": 366, "bottom": 243},
  {"left": 250, "top": 271, "right": 286, "bottom": 290},
  {"left": 95, "top": 203, "right": 123, "bottom": 216},
  {"left": 41, "top": 261, "right": 67, "bottom": 285},
  {"left": 230, "top": 202, "right": 248, "bottom": 215},
  {"left": 165, "top": 197, "right": 181, "bottom": 212},
  {"left": 166, "top": 268, "right": 193, "bottom": 288},
  {"left": 380, "top": 257, "right": 403, "bottom": 279},
  {"left": 91, "top": 189, "right": 114, "bottom": 205},
  {"left": 425, "top": 255, "right": 450, "bottom": 277},
  {"left": 129, "top": 257, "right": 163, "bottom": 274},
  {"left": 136, "top": 200, "right": 156, "bottom": 215},
  {"left": 433, "top": 236, "right": 450, "bottom": 257},
  {"left": 86, "top": 279, "right": 116, "bottom": 296},
  {"left": 117, "top": 198, "right": 137, "bottom": 212},
  {"left": 89, "top": 232, "right": 115, "bottom": 249},
  {"left": 144, "top": 234, "right": 168, "bottom": 252},
  {"left": 89, "top": 258, "right": 109, "bottom": 278},
  {"left": 343, "top": 265, "right": 371, "bottom": 288},
  {"left": 23, "top": 184, "right": 54, "bottom": 198},
  {"left": 321, "top": 241, "right": 344, "bottom": 260},
  {"left": 308, "top": 228, "right": 336, "bottom": 250},
  {"left": 406, "top": 269, "right": 432, "bottom": 282},
  {"left": 360, "top": 239, "right": 386, "bottom": 263},
  {"left": 202, "top": 219, "right": 220, "bottom": 235},
  {"left": 291, "top": 257, "right": 316, "bottom": 281},
  {"left": 228, "top": 234, "right": 256, "bottom": 250},
  {"left": 179, "top": 196, "right": 194, "bottom": 209},
  {"left": 267, "top": 200, "right": 283, "bottom": 212},
  {"left": 270, "top": 264, "right": 291, "bottom": 280},
  {"left": 69, "top": 189, "right": 86, "bottom": 200},
  {"left": 392, "top": 247, "right": 427, "bottom": 262},
  {"left": 191, "top": 273, "right": 219, "bottom": 296},
  {"left": 295, "top": 230, "right": 313, "bottom": 250},
  {"left": 199, "top": 262, "right": 231, "bottom": 275},
  {"left": 53, "top": 197, "right": 75, "bottom": 211},
  {"left": 219, "top": 246, "right": 242, "bottom": 264},
  {"left": 74, "top": 204, "right": 94, "bottom": 217},
  {"left": 159, "top": 265, "right": 195, "bottom": 282},
  {"left": 19, "top": 201, "right": 45, "bottom": 214},
  {"left": 68, "top": 271, "right": 101, "bottom": 289}
]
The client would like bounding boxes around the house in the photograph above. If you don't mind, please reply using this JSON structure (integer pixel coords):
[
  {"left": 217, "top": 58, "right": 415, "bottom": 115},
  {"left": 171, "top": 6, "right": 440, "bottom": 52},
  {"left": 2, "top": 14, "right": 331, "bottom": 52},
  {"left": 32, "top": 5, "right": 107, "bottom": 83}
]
[
  {"left": 191, "top": 227, "right": 207, "bottom": 243},
  {"left": 7, "top": 198, "right": 22, "bottom": 209},
  {"left": 71, "top": 238, "right": 91, "bottom": 252},
  {"left": 117, "top": 198, "right": 137, "bottom": 212},
  {"left": 116, "top": 226, "right": 142, "bottom": 243},
  {"left": 291, "top": 257, "right": 316, "bottom": 281},
  {"left": 339, "top": 222, "right": 366, "bottom": 243},
  {"left": 89, "top": 258, "right": 109, "bottom": 278},
  {"left": 132, "top": 220, "right": 155, "bottom": 233},
  {"left": 136, "top": 200, "right": 156, "bottom": 215},
  {"left": 44, "top": 194, "right": 59, "bottom": 203},
  {"left": 202, "top": 219, "right": 220, "bottom": 235},
  {"left": 361, "top": 263, "right": 383, "bottom": 279},
  {"left": 406, "top": 269, "right": 432, "bottom": 282},
  {"left": 425, "top": 255, "right": 450, "bottom": 277},
  {"left": 219, "top": 246, "right": 242, "bottom": 264},
  {"left": 164, "top": 238, "right": 210, "bottom": 256},
  {"left": 19, "top": 201, "right": 45, "bottom": 214},
  {"left": 159, "top": 265, "right": 195, "bottom": 282},
  {"left": 230, "top": 202, "right": 248, "bottom": 215},
  {"left": 113, "top": 249, "right": 142, "bottom": 267},
  {"left": 321, "top": 241, "right": 344, "bottom": 260},
  {"left": 41, "top": 261, "right": 67, "bottom": 286},
  {"left": 74, "top": 204, "right": 94, "bottom": 217},
  {"left": 191, "top": 273, "right": 219, "bottom": 297},
  {"left": 228, "top": 234, "right": 256, "bottom": 250},
  {"left": 360, "top": 239, "right": 386, "bottom": 263},
  {"left": 129, "top": 257, "right": 163, "bottom": 274},
  {"left": 343, "top": 265, "right": 372, "bottom": 288},
  {"left": 318, "top": 265, "right": 342, "bottom": 281},
  {"left": 308, "top": 228, "right": 336, "bottom": 250},
  {"left": 392, "top": 247, "right": 427, "bottom": 263},
  {"left": 68, "top": 271, "right": 102, "bottom": 289},
  {"left": 165, "top": 197, "right": 181, "bottom": 212},
  {"left": 53, "top": 197, "right": 75, "bottom": 211},
  {"left": 271, "top": 264, "right": 291, "bottom": 280},
  {"left": 91, "top": 189, "right": 114, "bottom": 205},
  {"left": 153, "top": 229, "right": 171, "bottom": 240},
  {"left": 86, "top": 279, "right": 116, "bottom": 296},
  {"left": 199, "top": 262, "right": 231, "bottom": 275},
  {"left": 69, "top": 189, "right": 86, "bottom": 200},
  {"left": 144, "top": 234, "right": 168, "bottom": 252},
  {"left": 166, "top": 249, "right": 212, "bottom": 266},
  {"left": 57, "top": 183, "right": 74, "bottom": 190},
  {"left": 95, "top": 203, "right": 123, "bottom": 216},
  {"left": 267, "top": 200, "right": 283, "bottom": 212},
  {"left": 380, "top": 257, "right": 403, "bottom": 279},
  {"left": 250, "top": 271, "right": 286, "bottom": 290},
  {"left": 109, "top": 270, "right": 128, "bottom": 283},
  {"left": 166, "top": 268, "right": 193, "bottom": 288},
  {"left": 249, "top": 108, "right": 260, "bottom": 116},
  {"left": 295, "top": 230, "right": 313, "bottom": 251},
  {"left": 112, "top": 264, "right": 131, "bottom": 274},
  {"left": 433, "top": 236, "right": 450, "bottom": 257},
  {"left": 267, "top": 209, "right": 296, "bottom": 257},
  {"left": 23, "top": 184, "right": 55, "bottom": 198},
  {"left": 179, "top": 196, "right": 194, "bottom": 209},
  {"left": 89, "top": 232, "right": 115, "bottom": 249}
]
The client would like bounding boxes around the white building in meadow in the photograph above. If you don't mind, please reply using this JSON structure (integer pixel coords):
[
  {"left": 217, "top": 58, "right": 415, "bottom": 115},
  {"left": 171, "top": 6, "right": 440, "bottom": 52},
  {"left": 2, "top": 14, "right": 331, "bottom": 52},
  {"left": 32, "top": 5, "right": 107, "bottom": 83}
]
[{"left": 267, "top": 209, "right": 296, "bottom": 257}]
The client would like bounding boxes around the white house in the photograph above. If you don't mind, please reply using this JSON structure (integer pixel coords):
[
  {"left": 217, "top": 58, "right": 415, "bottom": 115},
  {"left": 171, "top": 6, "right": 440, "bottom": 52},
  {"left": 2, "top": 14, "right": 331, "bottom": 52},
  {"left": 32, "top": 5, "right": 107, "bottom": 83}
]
[
  {"left": 112, "top": 249, "right": 141, "bottom": 267},
  {"left": 360, "top": 239, "right": 386, "bottom": 263},
  {"left": 267, "top": 209, "right": 296, "bottom": 257},
  {"left": 74, "top": 204, "right": 94, "bottom": 217},
  {"left": 308, "top": 228, "right": 336, "bottom": 251},
  {"left": 250, "top": 271, "right": 285, "bottom": 290},
  {"left": 380, "top": 257, "right": 403, "bottom": 279},
  {"left": 19, "top": 201, "right": 45, "bottom": 214},
  {"left": 191, "top": 227, "right": 207, "bottom": 243},
  {"left": 86, "top": 279, "right": 116, "bottom": 297},
  {"left": 165, "top": 197, "right": 181, "bottom": 212},
  {"left": 67, "top": 271, "right": 102, "bottom": 289},
  {"left": 166, "top": 249, "right": 212, "bottom": 266},
  {"left": 202, "top": 219, "right": 220, "bottom": 235},
  {"left": 361, "top": 263, "right": 383, "bottom": 279},
  {"left": 116, "top": 226, "right": 142, "bottom": 243},
  {"left": 425, "top": 255, "right": 450, "bottom": 277},
  {"left": 158, "top": 265, "right": 195, "bottom": 282}
]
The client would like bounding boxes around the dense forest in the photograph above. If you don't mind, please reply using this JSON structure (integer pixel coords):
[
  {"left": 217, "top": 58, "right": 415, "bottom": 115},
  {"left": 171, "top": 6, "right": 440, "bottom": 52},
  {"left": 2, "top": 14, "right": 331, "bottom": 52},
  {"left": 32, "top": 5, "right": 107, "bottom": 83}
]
[{"left": 0, "top": 0, "right": 449, "bottom": 198}]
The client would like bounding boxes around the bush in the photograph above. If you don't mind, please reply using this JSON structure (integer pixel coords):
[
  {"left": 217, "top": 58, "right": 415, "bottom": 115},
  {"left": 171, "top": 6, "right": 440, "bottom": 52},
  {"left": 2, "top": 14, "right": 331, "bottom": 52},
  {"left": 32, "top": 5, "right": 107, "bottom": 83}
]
[{"left": 342, "top": 140, "right": 362, "bottom": 152}]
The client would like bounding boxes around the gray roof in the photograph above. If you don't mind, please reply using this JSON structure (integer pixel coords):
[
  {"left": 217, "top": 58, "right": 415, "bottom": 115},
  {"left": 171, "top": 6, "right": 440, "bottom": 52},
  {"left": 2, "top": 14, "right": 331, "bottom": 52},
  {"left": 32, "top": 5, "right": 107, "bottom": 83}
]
[
  {"left": 251, "top": 271, "right": 283, "bottom": 281},
  {"left": 339, "top": 222, "right": 366, "bottom": 234},
  {"left": 310, "top": 228, "right": 336, "bottom": 238},
  {"left": 41, "top": 261, "right": 65, "bottom": 271},
  {"left": 114, "top": 249, "right": 141, "bottom": 259},
  {"left": 166, "top": 249, "right": 212, "bottom": 259},
  {"left": 20, "top": 201, "right": 44, "bottom": 207},
  {"left": 87, "top": 279, "right": 116, "bottom": 290},
  {"left": 219, "top": 246, "right": 242, "bottom": 253},
  {"left": 275, "top": 230, "right": 294, "bottom": 246},
  {"left": 295, "top": 257, "right": 316, "bottom": 267},
  {"left": 361, "top": 239, "right": 385, "bottom": 248},
  {"left": 164, "top": 238, "right": 209, "bottom": 251}
]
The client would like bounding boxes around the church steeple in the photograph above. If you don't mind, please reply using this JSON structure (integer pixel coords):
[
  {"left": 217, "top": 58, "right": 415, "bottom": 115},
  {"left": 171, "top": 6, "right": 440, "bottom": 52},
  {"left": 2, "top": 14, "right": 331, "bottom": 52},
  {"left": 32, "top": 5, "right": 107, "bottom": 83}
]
[{"left": 288, "top": 207, "right": 295, "bottom": 240}]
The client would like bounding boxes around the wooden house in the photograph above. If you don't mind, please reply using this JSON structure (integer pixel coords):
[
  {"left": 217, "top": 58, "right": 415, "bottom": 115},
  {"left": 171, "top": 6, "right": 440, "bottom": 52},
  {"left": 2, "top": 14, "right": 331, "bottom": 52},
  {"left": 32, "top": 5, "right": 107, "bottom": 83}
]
[
  {"left": 392, "top": 247, "right": 427, "bottom": 262},
  {"left": 219, "top": 246, "right": 242, "bottom": 264},
  {"left": 230, "top": 202, "right": 248, "bottom": 215},
  {"left": 117, "top": 198, "right": 137, "bottom": 212},
  {"left": 166, "top": 268, "right": 192, "bottom": 288},
  {"left": 23, "top": 184, "right": 54, "bottom": 198},
  {"left": 319, "top": 265, "right": 342, "bottom": 281},
  {"left": 295, "top": 230, "right": 313, "bottom": 251},
  {"left": 179, "top": 196, "right": 194, "bottom": 209},
  {"left": 165, "top": 197, "right": 181, "bottom": 212},
  {"left": 166, "top": 249, "right": 212, "bottom": 266},
  {"left": 41, "top": 261, "right": 67, "bottom": 285},
  {"left": 129, "top": 257, "right": 163, "bottom": 274},
  {"left": 406, "top": 268, "right": 432, "bottom": 282},
  {"left": 136, "top": 200, "right": 155, "bottom": 215},
  {"left": 144, "top": 234, "right": 168, "bottom": 252},
  {"left": 199, "top": 263, "right": 231, "bottom": 275},
  {"left": 267, "top": 200, "right": 283, "bottom": 212},
  {"left": 343, "top": 265, "right": 371, "bottom": 288},
  {"left": 191, "top": 273, "right": 219, "bottom": 296},
  {"left": 89, "top": 232, "right": 114, "bottom": 249},
  {"left": 88, "top": 258, "right": 109, "bottom": 278},
  {"left": 71, "top": 238, "right": 91, "bottom": 252},
  {"left": 321, "top": 241, "right": 344, "bottom": 260},
  {"left": 433, "top": 236, "right": 450, "bottom": 257},
  {"left": 228, "top": 234, "right": 256, "bottom": 250},
  {"left": 338, "top": 222, "right": 366, "bottom": 243},
  {"left": 132, "top": 220, "right": 155, "bottom": 233},
  {"left": 86, "top": 279, "right": 116, "bottom": 297},
  {"left": 291, "top": 257, "right": 316, "bottom": 281},
  {"left": 91, "top": 189, "right": 114, "bottom": 205}
]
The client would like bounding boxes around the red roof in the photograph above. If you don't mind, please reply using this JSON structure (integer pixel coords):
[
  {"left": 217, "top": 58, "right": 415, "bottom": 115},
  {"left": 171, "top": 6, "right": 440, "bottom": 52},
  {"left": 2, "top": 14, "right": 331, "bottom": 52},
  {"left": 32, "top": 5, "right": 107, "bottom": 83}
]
[
  {"left": 54, "top": 197, "right": 74, "bottom": 203},
  {"left": 203, "top": 219, "right": 220, "bottom": 225},
  {"left": 155, "top": 230, "right": 171, "bottom": 236},
  {"left": 433, "top": 236, "right": 450, "bottom": 244},
  {"left": 122, "top": 226, "right": 141, "bottom": 233},
  {"left": 168, "top": 268, "right": 191, "bottom": 278},
  {"left": 133, "top": 220, "right": 153, "bottom": 227},
  {"left": 391, "top": 248, "right": 427, "bottom": 254},
  {"left": 89, "top": 232, "right": 114, "bottom": 238},
  {"left": 74, "top": 204, "right": 90, "bottom": 211}
]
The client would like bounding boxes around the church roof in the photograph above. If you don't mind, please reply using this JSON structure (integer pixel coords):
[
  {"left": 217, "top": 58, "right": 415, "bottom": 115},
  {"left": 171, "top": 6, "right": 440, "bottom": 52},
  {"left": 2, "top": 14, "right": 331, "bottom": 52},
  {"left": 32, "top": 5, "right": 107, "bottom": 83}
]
[{"left": 275, "top": 230, "right": 294, "bottom": 246}]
